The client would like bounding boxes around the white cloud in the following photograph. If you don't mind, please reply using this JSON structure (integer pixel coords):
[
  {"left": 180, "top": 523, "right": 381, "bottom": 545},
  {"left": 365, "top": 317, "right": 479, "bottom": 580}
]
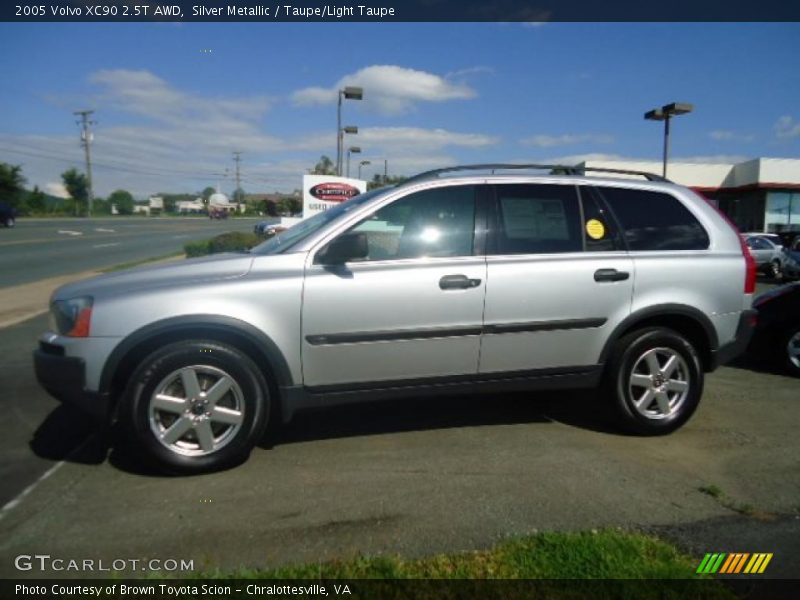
[
  {"left": 709, "top": 130, "right": 754, "bottom": 142},
  {"left": 445, "top": 66, "right": 494, "bottom": 79},
  {"left": 775, "top": 116, "right": 800, "bottom": 139},
  {"left": 539, "top": 153, "right": 628, "bottom": 164},
  {"left": 90, "top": 69, "right": 271, "bottom": 124},
  {"left": 0, "top": 69, "right": 295, "bottom": 197},
  {"left": 292, "top": 127, "right": 498, "bottom": 154},
  {"left": 520, "top": 133, "right": 615, "bottom": 148},
  {"left": 292, "top": 65, "right": 476, "bottom": 115},
  {"left": 44, "top": 182, "right": 69, "bottom": 198},
  {"left": 361, "top": 127, "right": 497, "bottom": 150},
  {"left": 674, "top": 154, "right": 748, "bottom": 164}
]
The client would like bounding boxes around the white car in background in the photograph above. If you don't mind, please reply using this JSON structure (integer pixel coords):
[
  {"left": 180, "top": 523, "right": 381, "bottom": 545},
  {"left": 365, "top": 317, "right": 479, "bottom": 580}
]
[{"left": 742, "top": 235, "right": 784, "bottom": 279}]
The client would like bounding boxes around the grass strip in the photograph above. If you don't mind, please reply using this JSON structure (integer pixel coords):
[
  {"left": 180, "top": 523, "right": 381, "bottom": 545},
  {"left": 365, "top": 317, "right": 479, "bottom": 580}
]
[
  {"left": 101, "top": 252, "right": 185, "bottom": 273},
  {"left": 201, "top": 529, "right": 731, "bottom": 583}
]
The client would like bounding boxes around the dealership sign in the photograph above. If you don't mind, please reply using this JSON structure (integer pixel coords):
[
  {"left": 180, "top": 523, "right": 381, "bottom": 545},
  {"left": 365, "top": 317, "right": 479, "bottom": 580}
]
[{"left": 302, "top": 175, "right": 367, "bottom": 218}]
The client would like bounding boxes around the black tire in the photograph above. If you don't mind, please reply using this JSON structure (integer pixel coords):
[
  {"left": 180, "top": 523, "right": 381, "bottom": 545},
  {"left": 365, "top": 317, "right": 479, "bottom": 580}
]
[
  {"left": 122, "top": 340, "right": 270, "bottom": 474},
  {"left": 605, "top": 327, "right": 703, "bottom": 435},
  {"left": 780, "top": 324, "right": 800, "bottom": 378},
  {"left": 770, "top": 260, "right": 783, "bottom": 281},
  {"left": 4, "top": 216, "right": 14, "bottom": 228}
]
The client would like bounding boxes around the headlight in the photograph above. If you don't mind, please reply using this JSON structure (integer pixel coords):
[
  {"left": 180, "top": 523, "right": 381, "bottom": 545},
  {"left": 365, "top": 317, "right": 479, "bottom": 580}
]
[{"left": 50, "top": 296, "right": 93, "bottom": 337}]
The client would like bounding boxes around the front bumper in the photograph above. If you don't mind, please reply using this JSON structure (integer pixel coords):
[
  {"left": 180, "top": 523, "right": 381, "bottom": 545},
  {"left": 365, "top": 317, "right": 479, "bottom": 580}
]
[
  {"left": 710, "top": 309, "right": 758, "bottom": 370},
  {"left": 34, "top": 342, "right": 111, "bottom": 421}
]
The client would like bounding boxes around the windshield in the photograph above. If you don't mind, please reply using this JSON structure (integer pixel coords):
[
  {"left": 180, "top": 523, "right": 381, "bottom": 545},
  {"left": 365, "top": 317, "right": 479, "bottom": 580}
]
[{"left": 250, "top": 188, "right": 390, "bottom": 255}]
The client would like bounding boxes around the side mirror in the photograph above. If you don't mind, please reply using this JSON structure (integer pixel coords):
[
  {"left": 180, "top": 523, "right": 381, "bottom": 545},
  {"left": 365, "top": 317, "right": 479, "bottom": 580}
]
[{"left": 316, "top": 232, "right": 368, "bottom": 265}]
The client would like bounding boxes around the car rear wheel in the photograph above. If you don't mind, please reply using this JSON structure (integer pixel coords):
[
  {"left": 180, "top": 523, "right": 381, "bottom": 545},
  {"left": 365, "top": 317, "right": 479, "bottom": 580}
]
[
  {"left": 781, "top": 325, "right": 800, "bottom": 378},
  {"left": 605, "top": 327, "right": 703, "bottom": 435},
  {"left": 770, "top": 260, "right": 783, "bottom": 280},
  {"left": 3, "top": 216, "right": 14, "bottom": 228},
  {"left": 123, "top": 340, "right": 270, "bottom": 473}
]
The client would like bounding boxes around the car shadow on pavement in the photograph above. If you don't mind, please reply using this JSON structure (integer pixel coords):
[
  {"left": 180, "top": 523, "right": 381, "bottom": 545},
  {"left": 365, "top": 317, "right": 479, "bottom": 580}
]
[
  {"left": 725, "top": 354, "right": 789, "bottom": 378},
  {"left": 269, "top": 388, "right": 620, "bottom": 449},
  {"left": 29, "top": 404, "right": 109, "bottom": 465},
  {"left": 31, "top": 389, "right": 623, "bottom": 477}
]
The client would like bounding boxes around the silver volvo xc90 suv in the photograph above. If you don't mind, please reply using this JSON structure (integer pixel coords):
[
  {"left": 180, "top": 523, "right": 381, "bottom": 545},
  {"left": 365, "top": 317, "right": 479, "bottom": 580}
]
[{"left": 34, "top": 165, "right": 758, "bottom": 472}]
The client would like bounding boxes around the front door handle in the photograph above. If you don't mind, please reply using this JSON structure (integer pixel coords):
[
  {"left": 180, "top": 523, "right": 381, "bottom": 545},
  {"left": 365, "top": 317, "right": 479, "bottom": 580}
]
[
  {"left": 594, "top": 268, "right": 630, "bottom": 282},
  {"left": 439, "top": 274, "right": 482, "bottom": 290}
]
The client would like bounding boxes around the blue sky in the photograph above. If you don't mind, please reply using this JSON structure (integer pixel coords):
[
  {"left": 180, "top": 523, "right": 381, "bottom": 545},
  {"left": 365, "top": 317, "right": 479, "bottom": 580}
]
[{"left": 1, "top": 22, "right": 798, "bottom": 198}]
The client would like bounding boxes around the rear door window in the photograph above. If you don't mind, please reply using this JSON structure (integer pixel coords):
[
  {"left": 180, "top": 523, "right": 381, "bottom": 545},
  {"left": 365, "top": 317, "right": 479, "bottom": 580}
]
[
  {"left": 595, "top": 187, "right": 710, "bottom": 251},
  {"left": 580, "top": 187, "right": 621, "bottom": 252},
  {"left": 491, "top": 184, "right": 582, "bottom": 254}
]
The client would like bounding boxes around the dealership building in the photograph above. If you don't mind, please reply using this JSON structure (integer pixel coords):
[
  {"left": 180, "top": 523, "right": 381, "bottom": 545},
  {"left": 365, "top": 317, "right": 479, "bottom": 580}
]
[{"left": 581, "top": 157, "right": 800, "bottom": 233}]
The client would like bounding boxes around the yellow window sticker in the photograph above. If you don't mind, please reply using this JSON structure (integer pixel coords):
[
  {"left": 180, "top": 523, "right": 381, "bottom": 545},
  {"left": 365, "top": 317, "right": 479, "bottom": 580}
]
[{"left": 586, "top": 219, "right": 606, "bottom": 240}]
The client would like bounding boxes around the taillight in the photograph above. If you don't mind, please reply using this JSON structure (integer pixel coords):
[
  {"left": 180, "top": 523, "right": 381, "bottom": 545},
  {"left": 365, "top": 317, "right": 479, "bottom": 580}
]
[
  {"left": 739, "top": 236, "right": 757, "bottom": 294},
  {"left": 700, "top": 195, "right": 755, "bottom": 294}
]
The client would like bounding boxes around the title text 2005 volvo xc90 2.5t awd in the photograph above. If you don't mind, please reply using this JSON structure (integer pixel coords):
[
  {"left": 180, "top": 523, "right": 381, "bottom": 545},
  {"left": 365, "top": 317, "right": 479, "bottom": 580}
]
[{"left": 34, "top": 164, "right": 757, "bottom": 472}]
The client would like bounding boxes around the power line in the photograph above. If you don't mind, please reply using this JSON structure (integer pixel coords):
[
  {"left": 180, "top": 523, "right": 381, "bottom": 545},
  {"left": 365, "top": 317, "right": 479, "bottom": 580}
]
[
  {"left": 4, "top": 139, "right": 235, "bottom": 179},
  {"left": 0, "top": 146, "right": 226, "bottom": 181}
]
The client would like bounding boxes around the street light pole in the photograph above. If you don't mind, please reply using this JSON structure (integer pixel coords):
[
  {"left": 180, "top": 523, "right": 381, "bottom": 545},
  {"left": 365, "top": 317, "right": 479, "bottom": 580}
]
[
  {"left": 346, "top": 146, "right": 361, "bottom": 178},
  {"left": 335, "top": 86, "right": 363, "bottom": 176},
  {"left": 336, "top": 90, "right": 342, "bottom": 177},
  {"left": 358, "top": 160, "right": 371, "bottom": 179},
  {"left": 644, "top": 102, "right": 693, "bottom": 178}
]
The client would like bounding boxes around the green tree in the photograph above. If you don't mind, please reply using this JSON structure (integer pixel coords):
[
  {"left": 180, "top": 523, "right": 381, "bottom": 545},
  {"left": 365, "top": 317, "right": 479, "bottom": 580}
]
[
  {"left": 92, "top": 197, "right": 110, "bottom": 215},
  {"left": 0, "top": 162, "right": 27, "bottom": 208},
  {"left": 61, "top": 168, "right": 89, "bottom": 216},
  {"left": 232, "top": 187, "right": 246, "bottom": 203},
  {"left": 160, "top": 193, "right": 195, "bottom": 213},
  {"left": 263, "top": 200, "right": 279, "bottom": 217},
  {"left": 25, "top": 185, "right": 47, "bottom": 214},
  {"left": 367, "top": 173, "right": 407, "bottom": 190},
  {"left": 201, "top": 186, "right": 216, "bottom": 203},
  {"left": 311, "top": 155, "right": 336, "bottom": 175},
  {"left": 108, "top": 189, "right": 134, "bottom": 215},
  {"left": 276, "top": 197, "right": 302, "bottom": 215}
]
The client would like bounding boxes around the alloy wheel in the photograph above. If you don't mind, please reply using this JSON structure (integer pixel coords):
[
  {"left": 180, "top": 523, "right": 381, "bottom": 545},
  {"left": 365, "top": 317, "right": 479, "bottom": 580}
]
[
  {"left": 628, "top": 347, "right": 690, "bottom": 420},
  {"left": 148, "top": 365, "right": 245, "bottom": 456},
  {"left": 787, "top": 331, "right": 800, "bottom": 370}
]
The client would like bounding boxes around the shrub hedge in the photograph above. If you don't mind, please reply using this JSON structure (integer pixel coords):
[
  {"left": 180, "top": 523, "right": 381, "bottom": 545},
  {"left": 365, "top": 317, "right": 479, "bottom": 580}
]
[{"left": 184, "top": 231, "right": 262, "bottom": 257}]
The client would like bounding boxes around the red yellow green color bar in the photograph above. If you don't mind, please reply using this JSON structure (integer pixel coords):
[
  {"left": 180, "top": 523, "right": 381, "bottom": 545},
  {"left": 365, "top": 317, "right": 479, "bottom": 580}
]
[{"left": 696, "top": 553, "right": 773, "bottom": 574}]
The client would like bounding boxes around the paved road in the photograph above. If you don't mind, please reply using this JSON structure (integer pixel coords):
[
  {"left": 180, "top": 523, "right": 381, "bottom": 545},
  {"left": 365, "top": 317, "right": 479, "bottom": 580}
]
[
  {"left": 1, "top": 311, "right": 798, "bottom": 579},
  {"left": 0, "top": 217, "right": 261, "bottom": 287}
]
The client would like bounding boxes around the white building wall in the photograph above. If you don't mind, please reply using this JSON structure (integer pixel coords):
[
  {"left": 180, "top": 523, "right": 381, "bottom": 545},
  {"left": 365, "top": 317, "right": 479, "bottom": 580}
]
[{"left": 581, "top": 157, "right": 800, "bottom": 189}]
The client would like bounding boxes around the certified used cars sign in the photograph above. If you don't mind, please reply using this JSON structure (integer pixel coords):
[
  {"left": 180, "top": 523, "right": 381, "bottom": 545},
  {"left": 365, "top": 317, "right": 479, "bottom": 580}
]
[
  {"left": 309, "top": 182, "right": 360, "bottom": 202},
  {"left": 303, "top": 174, "right": 367, "bottom": 217}
]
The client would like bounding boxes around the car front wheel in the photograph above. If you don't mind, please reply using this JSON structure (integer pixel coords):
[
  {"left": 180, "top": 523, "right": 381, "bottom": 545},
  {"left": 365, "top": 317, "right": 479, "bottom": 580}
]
[
  {"left": 122, "top": 340, "right": 270, "bottom": 473},
  {"left": 781, "top": 325, "right": 800, "bottom": 378},
  {"left": 606, "top": 327, "right": 703, "bottom": 435},
  {"left": 4, "top": 216, "right": 14, "bottom": 228}
]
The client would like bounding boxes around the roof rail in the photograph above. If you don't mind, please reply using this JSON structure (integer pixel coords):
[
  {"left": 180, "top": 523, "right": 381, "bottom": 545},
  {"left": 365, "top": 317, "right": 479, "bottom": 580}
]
[{"left": 400, "top": 163, "right": 670, "bottom": 186}]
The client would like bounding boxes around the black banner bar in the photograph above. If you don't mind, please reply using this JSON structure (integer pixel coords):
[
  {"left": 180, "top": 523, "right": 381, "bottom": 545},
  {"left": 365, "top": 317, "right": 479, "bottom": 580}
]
[
  {"left": 4, "top": 578, "right": 800, "bottom": 600},
  {"left": 3, "top": 1, "right": 800, "bottom": 22}
]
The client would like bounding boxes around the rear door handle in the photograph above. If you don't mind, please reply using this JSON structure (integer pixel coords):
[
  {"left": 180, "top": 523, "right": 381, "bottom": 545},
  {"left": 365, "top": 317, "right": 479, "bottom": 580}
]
[
  {"left": 594, "top": 268, "right": 630, "bottom": 282},
  {"left": 439, "top": 274, "right": 482, "bottom": 290}
]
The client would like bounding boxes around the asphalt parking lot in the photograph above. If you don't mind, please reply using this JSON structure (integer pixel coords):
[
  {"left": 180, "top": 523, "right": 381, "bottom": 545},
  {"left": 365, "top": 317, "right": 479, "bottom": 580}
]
[{"left": 1, "top": 288, "right": 799, "bottom": 579}]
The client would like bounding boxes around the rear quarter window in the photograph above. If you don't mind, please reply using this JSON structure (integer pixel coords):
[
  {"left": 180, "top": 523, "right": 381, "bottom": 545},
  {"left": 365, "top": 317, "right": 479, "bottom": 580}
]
[{"left": 595, "top": 187, "right": 710, "bottom": 251}]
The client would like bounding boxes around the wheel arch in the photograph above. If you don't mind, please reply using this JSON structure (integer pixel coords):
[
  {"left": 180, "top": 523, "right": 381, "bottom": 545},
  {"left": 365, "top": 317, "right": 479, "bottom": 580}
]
[
  {"left": 599, "top": 305, "right": 718, "bottom": 372},
  {"left": 100, "top": 315, "right": 294, "bottom": 420}
]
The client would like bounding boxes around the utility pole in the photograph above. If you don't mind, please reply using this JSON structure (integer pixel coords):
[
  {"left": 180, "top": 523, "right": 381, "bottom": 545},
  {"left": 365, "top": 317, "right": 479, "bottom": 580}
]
[
  {"left": 232, "top": 151, "right": 242, "bottom": 203},
  {"left": 74, "top": 110, "right": 95, "bottom": 216}
]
